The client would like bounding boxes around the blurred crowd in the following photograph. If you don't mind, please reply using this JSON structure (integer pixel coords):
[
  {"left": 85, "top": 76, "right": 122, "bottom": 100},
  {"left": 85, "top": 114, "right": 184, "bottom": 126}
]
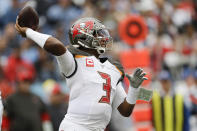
[{"left": 1, "top": 0, "right": 197, "bottom": 131}]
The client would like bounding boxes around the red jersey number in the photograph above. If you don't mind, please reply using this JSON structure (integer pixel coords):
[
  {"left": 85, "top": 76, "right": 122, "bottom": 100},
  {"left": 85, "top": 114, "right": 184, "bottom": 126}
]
[{"left": 98, "top": 71, "right": 111, "bottom": 104}]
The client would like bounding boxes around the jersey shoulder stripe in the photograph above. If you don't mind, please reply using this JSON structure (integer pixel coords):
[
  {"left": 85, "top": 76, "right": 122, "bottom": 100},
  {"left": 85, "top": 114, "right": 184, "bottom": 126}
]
[
  {"left": 75, "top": 55, "right": 87, "bottom": 58},
  {"left": 115, "top": 65, "right": 123, "bottom": 76}
]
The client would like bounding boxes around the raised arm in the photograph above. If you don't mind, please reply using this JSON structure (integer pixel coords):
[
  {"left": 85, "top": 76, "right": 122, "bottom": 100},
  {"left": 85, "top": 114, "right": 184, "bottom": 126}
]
[
  {"left": 15, "top": 18, "right": 66, "bottom": 56},
  {"left": 15, "top": 18, "right": 77, "bottom": 78},
  {"left": 114, "top": 68, "right": 148, "bottom": 117}
]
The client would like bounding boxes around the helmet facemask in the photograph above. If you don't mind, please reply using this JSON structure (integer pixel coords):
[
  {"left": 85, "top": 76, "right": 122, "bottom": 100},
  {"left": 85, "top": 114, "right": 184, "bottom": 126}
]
[{"left": 92, "top": 29, "right": 113, "bottom": 54}]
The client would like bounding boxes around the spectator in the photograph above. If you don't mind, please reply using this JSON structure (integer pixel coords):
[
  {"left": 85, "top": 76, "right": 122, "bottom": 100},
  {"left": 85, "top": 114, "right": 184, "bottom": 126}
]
[
  {"left": 0, "top": 65, "right": 13, "bottom": 100},
  {"left": 2, "top": 70, "right": 53, "bottom": 131},
  {"left": 4, "top": 45, "right": 35, "bottom": 83},
  {"left": 47, "top": 83, "right": 68, "bottom": 131},
  {"left": 191, "top": 70, "right": 197, "bottom": 112},
  {"left": 0, "top": 23, "right": 19, "bottom": 56},
  {"left": 34, "top": 49, "right": 59, "bottom": 81},
  {"left": 46, "top": 0, "right": 82, "bottom": 27},
  {"left": 152, "top": 70, "right": 190, "bottom": 131},
  {"left": 187, "top": 70, "right": 197, "bottom": 131}
]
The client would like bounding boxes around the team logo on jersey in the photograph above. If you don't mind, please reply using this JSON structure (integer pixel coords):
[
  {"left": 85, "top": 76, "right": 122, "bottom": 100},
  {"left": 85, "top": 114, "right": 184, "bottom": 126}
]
[{"left": 86, "top": 58, "right": 94, "bottom": 67}]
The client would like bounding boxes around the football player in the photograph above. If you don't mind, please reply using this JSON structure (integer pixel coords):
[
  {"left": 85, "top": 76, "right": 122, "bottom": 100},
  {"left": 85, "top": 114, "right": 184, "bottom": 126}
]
[{"left": 15, "top": 17, "right": 148, "bottom": 131}]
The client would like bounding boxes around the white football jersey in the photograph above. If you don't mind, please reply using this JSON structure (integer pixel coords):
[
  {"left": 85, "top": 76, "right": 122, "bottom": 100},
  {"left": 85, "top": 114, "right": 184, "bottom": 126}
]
[{"left": 56, "top": 50, "right": 126, "bottom": 130}]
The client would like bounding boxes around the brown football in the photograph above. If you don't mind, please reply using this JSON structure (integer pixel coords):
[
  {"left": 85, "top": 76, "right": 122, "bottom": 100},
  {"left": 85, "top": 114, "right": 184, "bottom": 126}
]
[{"left": 18, "top": 6, "right": 39, "bottom": 30}]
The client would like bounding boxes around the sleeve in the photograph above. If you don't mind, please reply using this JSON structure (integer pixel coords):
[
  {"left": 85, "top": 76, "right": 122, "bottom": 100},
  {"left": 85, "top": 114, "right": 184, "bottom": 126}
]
[
  {"left": 112, "top": 82, "right": 127, "bottom": 110},
  {"left": 56, "top": 50, "right": 77, "bottom": 78}
]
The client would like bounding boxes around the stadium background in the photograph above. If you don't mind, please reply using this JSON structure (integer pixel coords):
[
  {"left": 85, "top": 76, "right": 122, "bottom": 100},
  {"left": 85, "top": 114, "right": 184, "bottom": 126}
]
[{"left": 1, "top": 0, "right": 197, "bottom": 131}]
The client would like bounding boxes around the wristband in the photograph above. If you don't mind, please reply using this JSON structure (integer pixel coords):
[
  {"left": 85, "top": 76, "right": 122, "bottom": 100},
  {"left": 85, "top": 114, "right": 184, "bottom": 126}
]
[
  {"left": 26, "top": 28, "right": 51, "bottom": 48},
  {"left": 126, "top": 87, "right": 140, "bottom": 104}
]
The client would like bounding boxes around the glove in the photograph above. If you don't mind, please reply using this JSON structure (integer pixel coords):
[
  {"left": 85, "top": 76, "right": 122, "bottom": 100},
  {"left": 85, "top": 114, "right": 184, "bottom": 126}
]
[
  {"left": 125, "top": 68, "right": 148, "bottom": 88},
  {"left": 126, "top": 68, "right": 148, "bottom": 104}
]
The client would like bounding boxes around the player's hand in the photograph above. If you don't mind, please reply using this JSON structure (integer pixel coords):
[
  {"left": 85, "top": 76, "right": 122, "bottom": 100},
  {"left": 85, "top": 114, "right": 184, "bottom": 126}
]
[
  {"left": 15, "top": 17, "right": 28, "bottom": 37},
  {"left": 126, "top": 68, "right": 148, "bottom": 88}
]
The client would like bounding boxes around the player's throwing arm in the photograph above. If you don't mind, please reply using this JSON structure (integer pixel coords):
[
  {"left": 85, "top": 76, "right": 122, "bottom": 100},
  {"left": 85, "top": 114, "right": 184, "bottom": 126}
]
[
  {"left": 15, "top": 8, "right": 77, "bottom": 79},
  {"left": 15, "top": 20, "right": 66, "bottom": 56}
]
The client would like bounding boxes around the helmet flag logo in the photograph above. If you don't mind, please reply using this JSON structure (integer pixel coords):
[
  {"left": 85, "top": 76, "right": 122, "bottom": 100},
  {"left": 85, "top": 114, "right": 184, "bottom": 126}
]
[{"left": 72, "top": 21, "right": 94, "bottom": 39}]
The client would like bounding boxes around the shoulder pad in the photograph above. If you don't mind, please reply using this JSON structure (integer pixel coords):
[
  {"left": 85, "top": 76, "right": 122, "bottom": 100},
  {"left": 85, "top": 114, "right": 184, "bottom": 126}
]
[{"left": 108, "top": 58, "right": 125, "bottom": 83}]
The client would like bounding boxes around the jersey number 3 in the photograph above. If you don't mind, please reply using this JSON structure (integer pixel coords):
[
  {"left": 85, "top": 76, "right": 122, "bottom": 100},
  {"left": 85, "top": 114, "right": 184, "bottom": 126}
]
[{"left": 98, "top": 71, "right": 111, "bottom": 104}]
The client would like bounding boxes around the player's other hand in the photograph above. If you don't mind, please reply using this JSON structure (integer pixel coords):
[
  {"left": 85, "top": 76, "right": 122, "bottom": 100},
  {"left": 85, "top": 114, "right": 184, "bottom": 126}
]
[
  {"left": 15, "top": 17, "right": 28, "bottom": 37},
  {"left": 126, "top": 68, "right": 148, "bottom": 88}
]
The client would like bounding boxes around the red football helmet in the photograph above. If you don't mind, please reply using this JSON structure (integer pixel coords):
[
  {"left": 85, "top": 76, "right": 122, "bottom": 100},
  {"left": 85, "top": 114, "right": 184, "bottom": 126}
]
[{"left": 69, "top": 17, "right": 113, "bottom": 54}]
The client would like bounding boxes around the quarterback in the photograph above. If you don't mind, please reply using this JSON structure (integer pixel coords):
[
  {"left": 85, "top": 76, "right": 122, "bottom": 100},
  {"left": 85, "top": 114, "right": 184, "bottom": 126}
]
[{"left": 15, "top": 17, "right": 147, "bottom": 131}]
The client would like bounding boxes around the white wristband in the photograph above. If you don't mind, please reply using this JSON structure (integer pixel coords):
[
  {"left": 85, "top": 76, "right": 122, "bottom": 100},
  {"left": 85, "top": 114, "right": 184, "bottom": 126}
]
[
  {"left": 26, "top": 28, "right": 51, "bottom": 48},
  {"left": 126, "top": 87, "right": 140, "bottom": 104}
]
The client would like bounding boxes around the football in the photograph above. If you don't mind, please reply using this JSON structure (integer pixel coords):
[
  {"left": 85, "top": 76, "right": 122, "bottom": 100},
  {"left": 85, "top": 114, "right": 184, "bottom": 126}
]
[{"left": 18, "top": 6, "right": 39, "bottom": 30}]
